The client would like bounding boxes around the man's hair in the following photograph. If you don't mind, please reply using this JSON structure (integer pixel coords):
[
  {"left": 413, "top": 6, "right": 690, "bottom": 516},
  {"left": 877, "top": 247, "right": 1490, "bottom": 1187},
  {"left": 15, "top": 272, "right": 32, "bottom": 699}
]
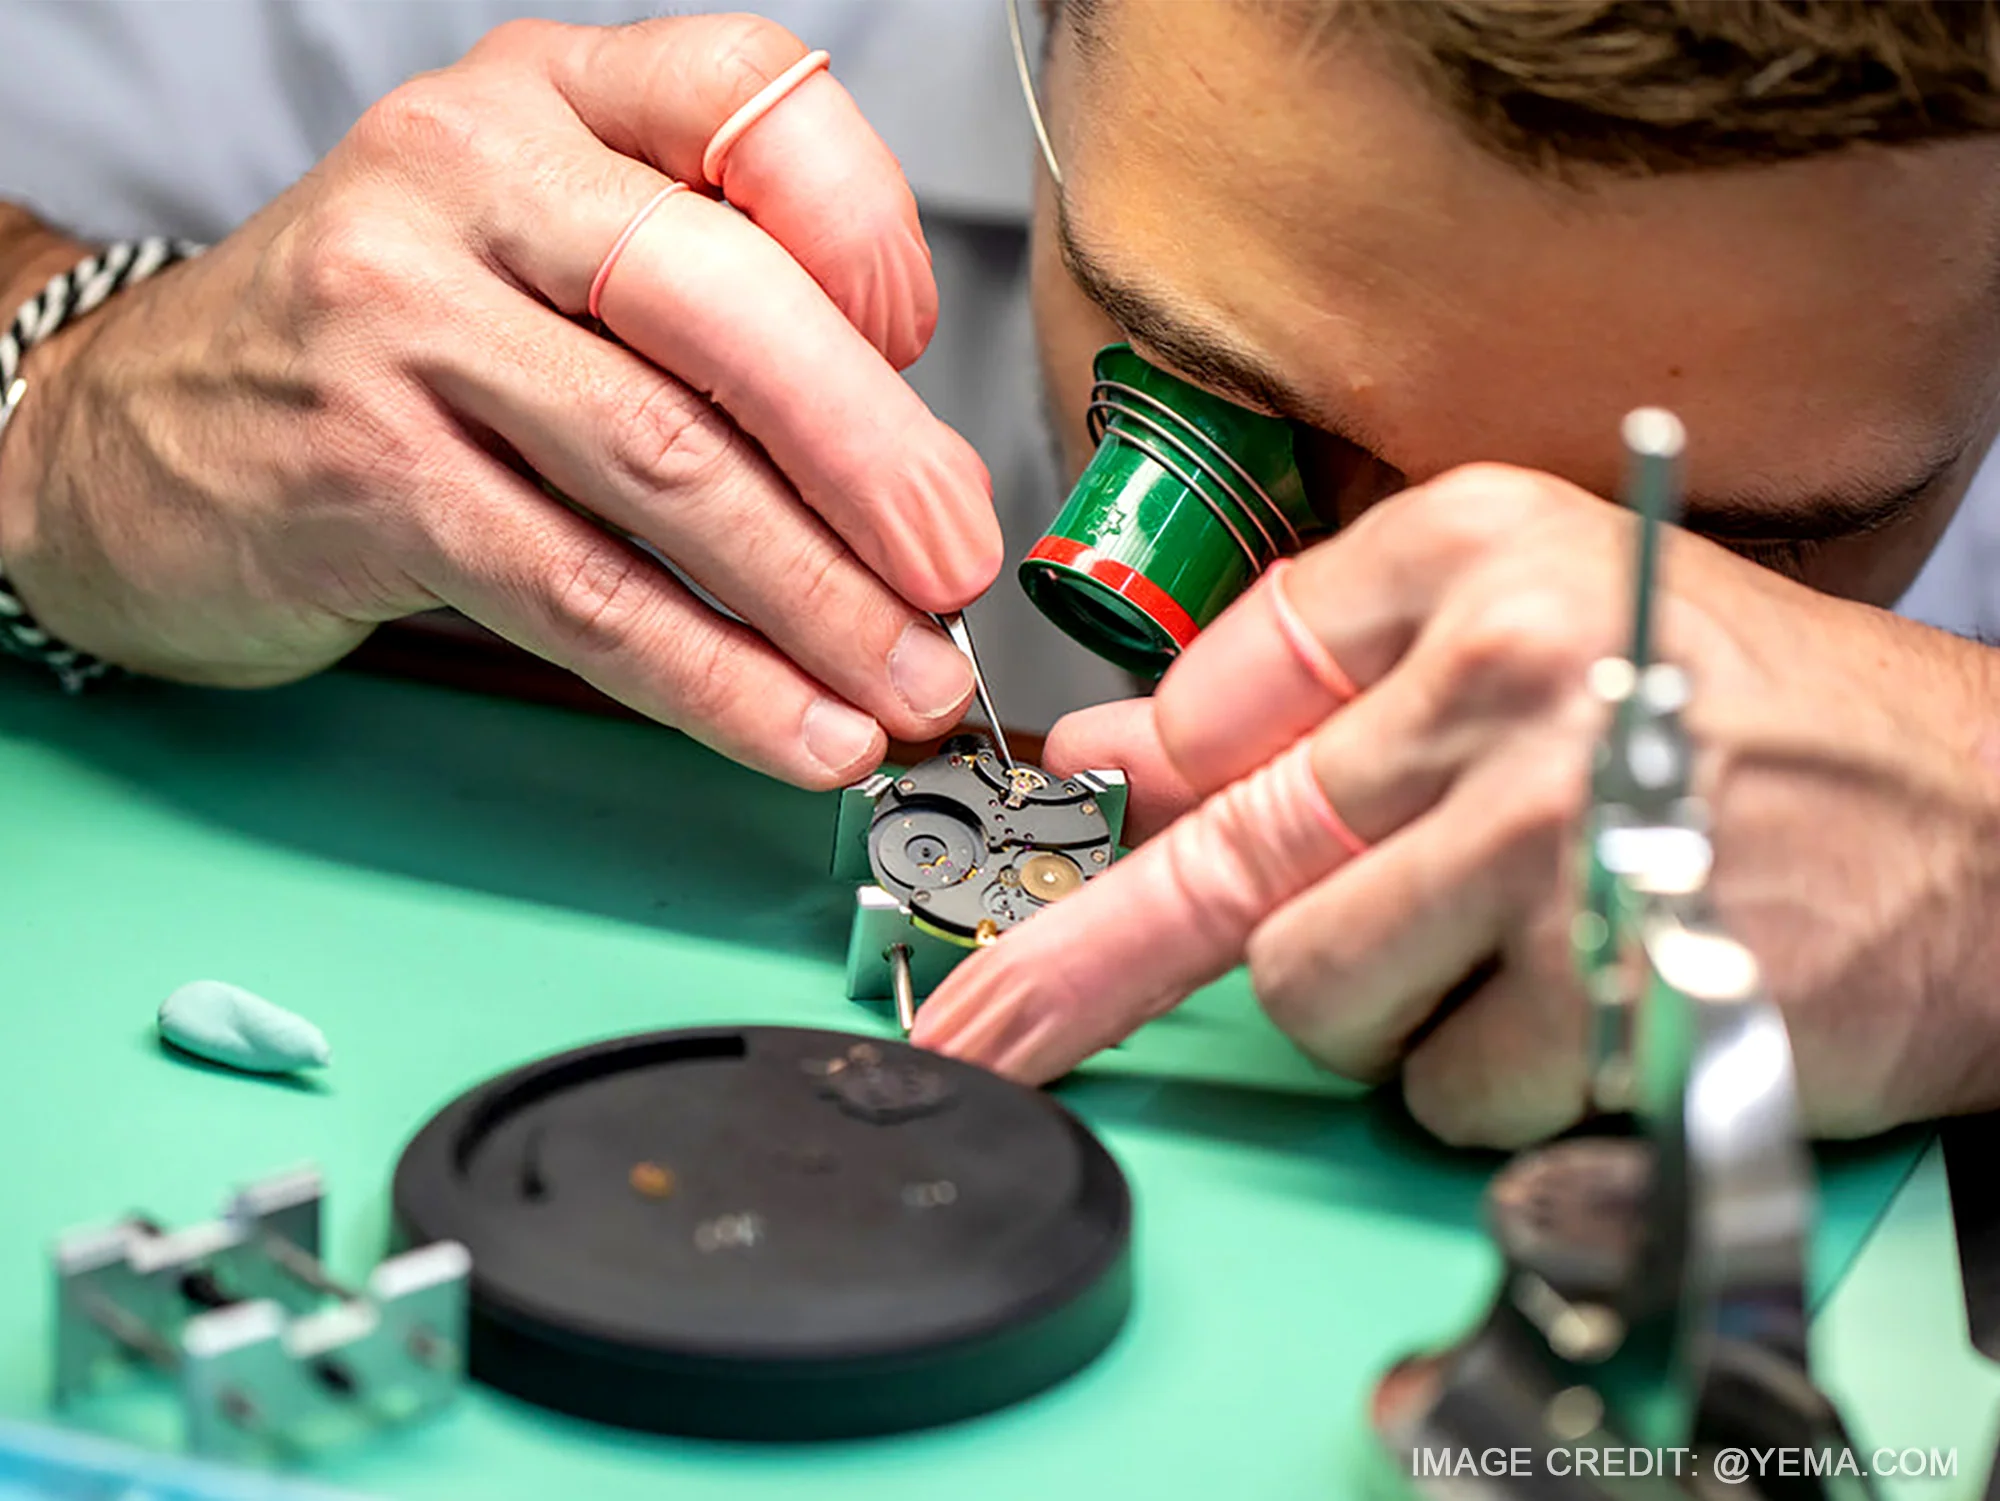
[{"left": 1331, "top": 0, "right": 2000, "bottom": 175}]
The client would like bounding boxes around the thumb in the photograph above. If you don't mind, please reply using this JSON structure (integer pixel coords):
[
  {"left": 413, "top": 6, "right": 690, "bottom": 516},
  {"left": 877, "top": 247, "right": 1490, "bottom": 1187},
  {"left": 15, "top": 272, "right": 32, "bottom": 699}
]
[{"left": 1043, "top": 697, "right": 1200, "bottom": 845}]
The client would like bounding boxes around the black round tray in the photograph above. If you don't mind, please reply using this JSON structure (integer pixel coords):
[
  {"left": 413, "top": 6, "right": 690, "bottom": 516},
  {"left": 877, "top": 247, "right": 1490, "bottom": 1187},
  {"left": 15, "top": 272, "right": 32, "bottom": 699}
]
[{"left": 393, "top": 1026, "right": 1132, "bottom": 1439}]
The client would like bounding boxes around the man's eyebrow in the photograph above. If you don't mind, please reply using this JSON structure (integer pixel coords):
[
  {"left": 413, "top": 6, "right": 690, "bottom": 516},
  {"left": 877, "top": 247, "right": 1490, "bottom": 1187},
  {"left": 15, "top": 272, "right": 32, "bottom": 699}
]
[
  {"left": 1684, "top": 447, "right": 1963, "bottom": 543},
  {"left": 1054, "top": 202, "right": 1961, "bottom": 546},
  {"left": 1054, "top": 203, "right": 1345, "bottom": 435}
]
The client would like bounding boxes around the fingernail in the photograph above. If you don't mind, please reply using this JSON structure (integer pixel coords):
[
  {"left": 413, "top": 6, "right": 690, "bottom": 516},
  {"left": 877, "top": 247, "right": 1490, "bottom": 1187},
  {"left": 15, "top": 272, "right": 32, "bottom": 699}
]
[
  {"left": 803, "top": 697, "right": 882, "bottom": 776},
  {"left": 889, "top": 621, "right": 974, "bottom": 721}
]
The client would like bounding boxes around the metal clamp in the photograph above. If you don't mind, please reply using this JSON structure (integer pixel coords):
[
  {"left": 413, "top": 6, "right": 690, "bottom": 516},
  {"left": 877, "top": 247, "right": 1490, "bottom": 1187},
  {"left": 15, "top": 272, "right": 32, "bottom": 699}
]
[
  {"left": 54, "top": 1165, "right": 469, "bottom": 1460},
  {"left": 1372, "top": 411, "right": 1874, "bottom": 1499}
]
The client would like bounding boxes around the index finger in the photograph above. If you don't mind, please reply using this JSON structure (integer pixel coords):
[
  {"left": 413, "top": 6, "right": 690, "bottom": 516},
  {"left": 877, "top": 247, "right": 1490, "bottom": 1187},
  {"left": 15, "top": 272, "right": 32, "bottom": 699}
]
[
  {"left": 1155, "top": 466, "right": 1593, "bottom": 794},
  {"left": 593, "top": 189, "right": 1002, "bottom": 612},
  {"left": 547, "top": 15, "right": 934, "bottom": 370},
  {"left": 448, "top": 18, "right": 1003, "bottom": 611}
]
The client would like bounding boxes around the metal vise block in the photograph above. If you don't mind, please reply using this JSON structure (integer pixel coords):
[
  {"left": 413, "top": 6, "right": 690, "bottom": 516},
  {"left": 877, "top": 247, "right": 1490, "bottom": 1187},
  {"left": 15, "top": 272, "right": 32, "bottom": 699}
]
[{"left": 53, "top": 1165, "right": 469, "bottom": 1461}]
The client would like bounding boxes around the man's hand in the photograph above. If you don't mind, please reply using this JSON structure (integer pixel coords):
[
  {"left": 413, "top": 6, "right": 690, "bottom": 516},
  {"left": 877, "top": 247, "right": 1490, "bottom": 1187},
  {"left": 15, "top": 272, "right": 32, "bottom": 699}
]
[
  {"left": 0, "top": 16, "right": 1002, "bottom": 787},
  {"left": 912, "top": 465, "right": 2000, "bottom": 1145}
]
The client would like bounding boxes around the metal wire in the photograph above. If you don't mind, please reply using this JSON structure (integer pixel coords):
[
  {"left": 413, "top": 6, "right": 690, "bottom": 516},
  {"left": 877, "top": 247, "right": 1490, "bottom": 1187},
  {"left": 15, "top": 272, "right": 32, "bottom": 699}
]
[
  {"left": 1089, "top": 381, "right": 1300, "bottom": 553},
  {"left": 1007, "top": 0, "right": 1064, "bottom": 187},
  {"left": 1620, "top": 408, "right": 1686, "bottom": 675},
  {"left": 1084, "top": 405, "right": 1269, "bottom": 575}
]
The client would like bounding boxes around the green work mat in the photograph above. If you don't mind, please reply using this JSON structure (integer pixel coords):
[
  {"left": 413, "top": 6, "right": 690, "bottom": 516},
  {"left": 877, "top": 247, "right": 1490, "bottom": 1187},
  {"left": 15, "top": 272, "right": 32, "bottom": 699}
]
[{"left": 0, "top": 669, "right": 1930, "bottom": 1501}]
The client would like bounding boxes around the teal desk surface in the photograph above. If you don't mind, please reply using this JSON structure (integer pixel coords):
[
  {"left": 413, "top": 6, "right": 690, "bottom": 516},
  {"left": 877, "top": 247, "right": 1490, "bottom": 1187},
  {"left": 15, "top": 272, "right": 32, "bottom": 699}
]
[{"left": 2, "top": 669, "right": 1991, "bottom": 1499}]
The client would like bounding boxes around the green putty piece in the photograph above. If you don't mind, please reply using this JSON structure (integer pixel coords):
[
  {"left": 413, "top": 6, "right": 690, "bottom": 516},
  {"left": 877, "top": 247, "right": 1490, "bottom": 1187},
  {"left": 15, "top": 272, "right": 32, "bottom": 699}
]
[{"left": 157, "top": 980, "right": 332, "bottom": 1075}]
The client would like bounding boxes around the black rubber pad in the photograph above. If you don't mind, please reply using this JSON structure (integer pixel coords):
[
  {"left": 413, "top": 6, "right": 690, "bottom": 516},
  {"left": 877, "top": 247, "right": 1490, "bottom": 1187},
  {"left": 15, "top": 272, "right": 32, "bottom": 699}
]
[{"left": 393, "top": 1026, "right": 1132, "bottom": 1439}]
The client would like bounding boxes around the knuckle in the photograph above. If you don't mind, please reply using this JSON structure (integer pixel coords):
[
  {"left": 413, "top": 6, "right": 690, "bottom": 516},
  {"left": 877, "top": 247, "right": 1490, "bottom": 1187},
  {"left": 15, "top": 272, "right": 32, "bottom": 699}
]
[
  {"left": 1395, "top": 462, "right": 1566, "bottom": 559},
  {"left": 287, "top": 212, "right": 419, "bottom": 321},
  {"left": 1151, "top": 683, "right": 1206, "bottom": 778},
  {"left": 699, "top": 14, "right": 810, "bottom": 114},
  {"left": 468, "top": 16, "right": 561, "bottom": 63},
  {"left": 1490, "top": 747, "right": 1590, "bottom": 861},
  {"left": 1245, "top": 930, "right": 1301, "bottom": 1026},
  {"left": 351, "top": 78, "right": 487, "bottom": 170},
  {"left": 785, "top": 539, "right": 863, "bottom": 631},
  {"left": 1246, "top": 935, "right": 1398, "bottom": 1083},
  {"left": 1440, "top": 585, "right": 1592, "bottom": 705},
  {"left": 665, "top": 613, "right": 748, "bottom": 729},
  {"left": 1402, "top": 1072, "right": 1498, "bottom": 1149},
  {"left": 1249, "top": 951, "right": 1324, "bottom": 1056},
  {"left": 1427, "top": 462, "right": 1565, "bottom": 522},
  {"left": 290, "top": 214, "right": 386, "bottom": 318},
  {"left": 1405, "top": 1048, "right": 1588, "bottom": 1150},
  {"left": 539, "top": 540, "right": 657, "bottom": 660},
  {"left": 605, "top": 379, "right": 738, "bottom": 497}
]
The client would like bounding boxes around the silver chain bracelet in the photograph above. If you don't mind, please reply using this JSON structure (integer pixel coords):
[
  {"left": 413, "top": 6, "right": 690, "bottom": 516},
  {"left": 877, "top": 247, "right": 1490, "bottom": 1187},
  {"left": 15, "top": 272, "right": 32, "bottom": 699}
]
[{"left": 0, "top": 236, "right": 203, "bottom": 692}]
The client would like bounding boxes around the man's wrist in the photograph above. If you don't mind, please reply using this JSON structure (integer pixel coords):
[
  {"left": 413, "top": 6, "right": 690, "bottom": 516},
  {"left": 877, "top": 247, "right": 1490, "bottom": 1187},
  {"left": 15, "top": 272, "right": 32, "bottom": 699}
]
[
  {"left": 0, "top": 209, "right": 82, "bottom": 620},
  {"left": 0, "top": 205, "right": 94, "bottom": 502},
  {"left": 0, "top": 206, "right": 92, "bottom": 328},
  {"left": 0, "top": 208, "right": 88, "bottom": 569},
  {"left": 0, "top": 212, "right": 202, "bottom": 688}
]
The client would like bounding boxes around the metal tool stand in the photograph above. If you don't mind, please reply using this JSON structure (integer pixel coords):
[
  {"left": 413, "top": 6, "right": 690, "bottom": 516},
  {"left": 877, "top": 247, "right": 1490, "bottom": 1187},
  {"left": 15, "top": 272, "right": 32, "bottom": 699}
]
[
  {"left": 1372, "top": 412, "right": 1876, "bottom": 1500},
  {"left": 831, "top": 735, "right": 1127, "bottom": 1025},
  {"left": 54, "top": 1165, "right": 469, "bottom": 1461}
]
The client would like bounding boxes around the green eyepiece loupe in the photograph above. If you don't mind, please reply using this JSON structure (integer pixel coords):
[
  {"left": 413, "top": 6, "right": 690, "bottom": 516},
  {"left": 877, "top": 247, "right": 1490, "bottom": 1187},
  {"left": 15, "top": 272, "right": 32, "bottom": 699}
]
[{"left": 1021, "top": 343, "right": 1316, "bottom": 677}]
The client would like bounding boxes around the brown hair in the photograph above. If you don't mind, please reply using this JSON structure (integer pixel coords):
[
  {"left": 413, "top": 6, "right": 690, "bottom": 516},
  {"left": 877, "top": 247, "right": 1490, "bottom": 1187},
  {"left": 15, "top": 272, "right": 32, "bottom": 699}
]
[{"left": 1332, "top": 0, "right": 2000, "bottom": 175}]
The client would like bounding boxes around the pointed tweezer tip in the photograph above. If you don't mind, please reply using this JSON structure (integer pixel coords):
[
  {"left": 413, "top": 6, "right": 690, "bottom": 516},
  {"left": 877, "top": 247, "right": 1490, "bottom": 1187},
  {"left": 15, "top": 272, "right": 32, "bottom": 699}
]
[{"left": 933, "top": 610, "right": 1018, "bottom": 773}]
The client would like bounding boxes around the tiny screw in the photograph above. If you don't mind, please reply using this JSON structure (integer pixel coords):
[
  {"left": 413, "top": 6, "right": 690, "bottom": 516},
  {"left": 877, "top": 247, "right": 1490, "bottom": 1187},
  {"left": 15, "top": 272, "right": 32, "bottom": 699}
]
[
  {"left": 1090, "top": 849, "right": 1108, "bottom": 864},
  {"left": 694, "top": 1212, "right": 764, "bottom": 1253},
  {"left": 902, "top": 1180, "right": 959, "bottom": 1209},
  {"left": 1080, "top": 802, "right": 1098, "bottom": 816},
  {"left": 912, "top": 889, "right": 930, "bottom": 904},
  {"left": 897, "top": 779, "right": 916, "bottom": 793}
]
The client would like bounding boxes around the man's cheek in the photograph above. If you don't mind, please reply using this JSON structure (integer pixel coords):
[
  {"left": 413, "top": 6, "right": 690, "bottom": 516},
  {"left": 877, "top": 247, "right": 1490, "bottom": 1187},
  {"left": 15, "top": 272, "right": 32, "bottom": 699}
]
[{"left": 1028, "top": 180, "right": 1122, "bottom": 486}]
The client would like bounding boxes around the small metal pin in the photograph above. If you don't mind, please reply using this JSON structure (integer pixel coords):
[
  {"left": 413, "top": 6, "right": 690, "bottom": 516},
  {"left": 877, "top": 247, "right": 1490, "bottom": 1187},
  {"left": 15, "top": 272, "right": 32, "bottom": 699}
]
[
  {"left": 933, "top": 611, "right": 1017, "bottom": 775},
  {"left": 887, "top": 943, "right": 917, "bottom": 1035},
  {"left": 1618, "top": 408, "right": 1685, "bottom": 675}
]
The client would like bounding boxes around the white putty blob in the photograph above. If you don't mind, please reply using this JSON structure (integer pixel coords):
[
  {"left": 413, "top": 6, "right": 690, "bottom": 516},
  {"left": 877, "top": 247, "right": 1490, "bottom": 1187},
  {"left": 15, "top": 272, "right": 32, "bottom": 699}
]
[{"left": 158, "top": 980, "right": 332, "bottom": 1075}]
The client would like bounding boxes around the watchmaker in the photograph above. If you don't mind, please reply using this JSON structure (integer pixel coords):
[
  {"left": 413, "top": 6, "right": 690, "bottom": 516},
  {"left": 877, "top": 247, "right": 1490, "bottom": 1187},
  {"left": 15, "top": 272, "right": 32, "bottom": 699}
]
[
  {"left": 914, "top": 0, "right": 2000, "bottom": 1154},
  {"left": 7, "top": 2, "right": 2000, "bottom": 1158}
]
